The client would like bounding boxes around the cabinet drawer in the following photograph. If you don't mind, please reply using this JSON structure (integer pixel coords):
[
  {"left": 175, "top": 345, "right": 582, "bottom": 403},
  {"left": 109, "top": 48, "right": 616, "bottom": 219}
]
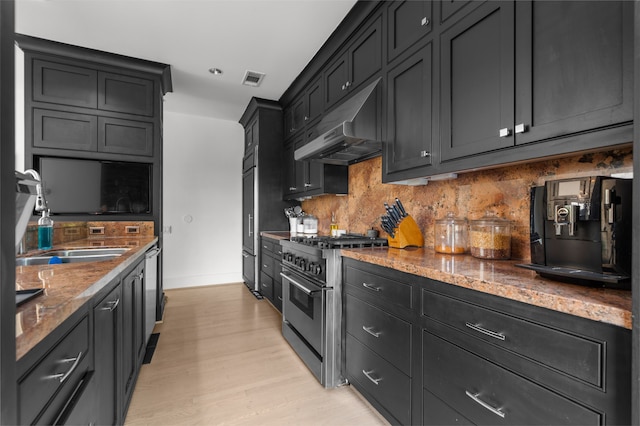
[
  {"left": 422, "top": 289, "right": 602, "bottom": 387},
  {"left": 423, "top": 388, "right": 473, "bottom": 426},
  {"left": 344, "top": 262, "right": 413, "bottom": 310},
  {"left": 260, "top": 272, "right": 273, "bottom": 300},
  {"left": 260, "top": 252, "right": 275, "bottom": 279},
  {"left": 423, "top": 330, "right": 601, "bottom": 425},
  {"left": 19, "top": 315, "right": 90, "bottom": 425},
  {"left": 345, "top": 294, "right": 411, "bottom": 375},
  {"left": 261, "top": 239, "right": 275, "bottom": 253},
  {"left": 346, "top": 333, "right": 411, "bottom": 425}
]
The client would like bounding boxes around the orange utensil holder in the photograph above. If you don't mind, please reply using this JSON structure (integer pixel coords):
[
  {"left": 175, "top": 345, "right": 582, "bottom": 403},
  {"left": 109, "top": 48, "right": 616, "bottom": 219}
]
[{"left": 388, "top": 215, "right": 424, "bottom": 248}]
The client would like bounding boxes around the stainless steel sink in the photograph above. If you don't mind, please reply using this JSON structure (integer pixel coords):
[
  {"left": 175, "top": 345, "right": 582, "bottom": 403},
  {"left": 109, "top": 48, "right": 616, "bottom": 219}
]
[
  {"left": 16, "top": 247, "right": 129, "bottom": 266},
  {"left": 44, "top": 248, "right": 130, "bottom": 257}
]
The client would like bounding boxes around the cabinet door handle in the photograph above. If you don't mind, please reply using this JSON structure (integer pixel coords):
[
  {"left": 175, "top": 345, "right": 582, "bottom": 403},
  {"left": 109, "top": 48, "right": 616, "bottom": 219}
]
[
  {"left": 362, "top": 282, "right": 381, "bottom": 292},
  {"left": 362, "top": 369, "right": 382, "bottom": 385},
  {"left": 465, "top": 322, "right": 506, "bottom": 341},
  {"left": 514, "top": 123, "right": 527, "bottom": 134},
  {"left": 421, "top": 17, "right": 430, "bottom": 26},
  {"left": 242, "top": 253, "right": 249, "bottom": 258},
  {"left": 498, "top": 128, "right": 511, "bottom": 137},
  {"left": 304, "top": 183, "right": 312, "bottom": 188},
  {"left": 420, "top": 150, "right": 431, "bottom": 158},
  {"left": 341, "top": 84, "right": 346, "bottom": 91},
  {"left": 465, "top": 391, "right": 506, "bottom": 418},
  {"left": 45, "top": 352, "right": 83, "bottom": 383},
  {"left": 101, "top": 298, "right": 120, "bottom": 312},
  {"left": 345, "top": 81, "right": 351, "bottom": 88},
  {"left": 362, "top": 325, "right": 381, "bottom": 338},
  {"left": 289, "top": 187, "right": 297, "bottom": 191},
  {"left": 248, "top": 214, "right": 253, "bottom": 237}
]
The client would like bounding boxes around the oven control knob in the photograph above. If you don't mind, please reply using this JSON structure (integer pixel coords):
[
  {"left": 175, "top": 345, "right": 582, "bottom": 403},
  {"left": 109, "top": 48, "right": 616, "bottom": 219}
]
[
  {"left": 284, "top": 253, "right": 293, "bottom": 262},
  {"left": 299, "top": 259, "right": 307, "bottom": 270},
  {"left": 294, "top": 256, "right": 301, "bottom": 266},
  {"left": 312, "top": 263, "right": 322, "bottom": 275}
]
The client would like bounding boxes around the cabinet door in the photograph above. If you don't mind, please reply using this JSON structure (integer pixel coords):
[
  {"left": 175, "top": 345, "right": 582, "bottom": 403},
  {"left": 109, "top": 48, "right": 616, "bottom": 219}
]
[
  {"left": 324, "top": 52, "right": 349, "bottom": 108},
  {"left": 348, "top": 15, "right": 383, "bottom": 93},
  {"left": 384, "top": 42, "right": 434, "bottom": 177},
  {"left": 514, "top": 1, "right": 633, "bottom": 145},
  {"left": 32, "top": 59, "right": 97, "bottom": 108},
  {"left": 93, "top": 284, "right": 121, "bottom": 426},
  {"left": 122, "top": 263, "right": 145, "bottom": 415},
  {"left": 98, "top": 116, "right": 154, "bottom": 156},
  {"left": 242, "top": 168, "right": 255, "bottom": 253},
  {"left": 387, "top": 1, "right": 433, "bottom": 63},
  {"left": 283, "top": 143, "right": 298, "bottom": 198},
  {"left": 292, "top": 97, "right": 305, "bottom": 135},
  {"left": 440, "top": 2, "right": 515, "bottom": 161},
  {"left": 98, "top": 71, "right": 154, "bottom": 116},
  {"left": 305, "top": 78, "right": 323, "bottom": 124},
  {"left": 244, "top": 124, "right": 253, "bottom": 153},
  {"left": 33, "top": 108, "right": 98, "bottom": 152}
]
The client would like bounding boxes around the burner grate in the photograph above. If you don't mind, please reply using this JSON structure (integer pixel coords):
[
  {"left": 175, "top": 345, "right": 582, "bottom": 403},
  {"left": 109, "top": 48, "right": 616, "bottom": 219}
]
[{"left": 290, "top": 234, "right": 388, "bottom": 249}]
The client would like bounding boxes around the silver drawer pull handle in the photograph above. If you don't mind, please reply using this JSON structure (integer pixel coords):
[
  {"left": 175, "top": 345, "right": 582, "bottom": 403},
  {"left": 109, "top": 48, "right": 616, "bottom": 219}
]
[
  {"left": 45, "top": 351, "right": 83, "bottom": 383},
  {"left": 362, "top": 282, "right": 381, "bottom": 292},
  {"left": 362, "top": 325, "right": 381, "bottom": 338},
  {"left": 101, "top": 298, "right": 120, "bottom": 312},
  {"left": 362, "top": 369, "right": 382, "bottom": 385},
  {"left": 465, "top": 322, "right": 506, "bottom": 341},
  {"left": 465, "top": 391, "right": 506, "bottom": 418}
]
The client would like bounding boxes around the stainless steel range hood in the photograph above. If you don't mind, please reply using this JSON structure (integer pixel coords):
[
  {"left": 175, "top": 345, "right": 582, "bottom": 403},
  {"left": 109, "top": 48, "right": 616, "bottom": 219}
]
[{"left": 295, "top": 77, "right": 382, "bottom": 166}]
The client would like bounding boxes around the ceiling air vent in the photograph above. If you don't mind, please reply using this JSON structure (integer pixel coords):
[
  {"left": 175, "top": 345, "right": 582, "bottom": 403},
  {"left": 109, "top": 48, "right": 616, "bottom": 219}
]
[{"left": 242, "top": 70, "right": 265, "bottom": 87}]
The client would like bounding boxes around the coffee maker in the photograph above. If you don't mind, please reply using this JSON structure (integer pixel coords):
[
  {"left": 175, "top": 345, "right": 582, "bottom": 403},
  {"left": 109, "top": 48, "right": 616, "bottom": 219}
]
[{"left": 518, "top": 176, "right": 632, "bottom": 288}]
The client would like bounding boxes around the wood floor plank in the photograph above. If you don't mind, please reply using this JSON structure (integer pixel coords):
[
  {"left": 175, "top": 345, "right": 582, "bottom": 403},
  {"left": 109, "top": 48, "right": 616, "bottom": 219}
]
[{"left": 125, "top": 283, "right": 388, "bottom": 425}]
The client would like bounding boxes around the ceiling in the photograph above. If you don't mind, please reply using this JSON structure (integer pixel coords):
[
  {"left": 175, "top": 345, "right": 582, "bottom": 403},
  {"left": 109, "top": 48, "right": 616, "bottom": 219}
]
[{"left": 15, "top": 0, "right": 357, "bottom": 122}]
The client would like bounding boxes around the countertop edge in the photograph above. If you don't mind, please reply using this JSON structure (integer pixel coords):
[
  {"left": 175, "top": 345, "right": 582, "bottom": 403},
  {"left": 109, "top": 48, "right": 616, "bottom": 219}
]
[{"left": 340, "top": 248, "right": 632, "bottom": 329}]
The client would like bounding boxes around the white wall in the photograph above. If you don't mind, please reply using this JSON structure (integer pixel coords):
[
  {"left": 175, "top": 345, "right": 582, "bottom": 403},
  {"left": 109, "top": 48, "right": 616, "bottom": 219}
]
[{"left": 162, "top": 111, "right": 244, "bottom": 289}]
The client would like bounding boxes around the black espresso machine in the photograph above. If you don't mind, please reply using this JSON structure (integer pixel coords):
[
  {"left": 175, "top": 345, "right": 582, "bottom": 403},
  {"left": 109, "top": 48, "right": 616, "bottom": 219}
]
[{"left": 517, "top": 176, "right": 632, "bottom": 288}]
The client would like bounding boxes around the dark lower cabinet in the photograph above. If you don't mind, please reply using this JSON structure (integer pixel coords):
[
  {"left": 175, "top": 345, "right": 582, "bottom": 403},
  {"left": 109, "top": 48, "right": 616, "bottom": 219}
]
[
  {"left": 260, "top": 236, "right": 283, "bottom": 312},
  {"left": 17, "top": 313, "right": 92, "bottom": 425},
  {"left": 342, "top": 258, "right": 631, "bottom": 425},
  {"left": 121, "top": 261, "right": 145, "bottom": 418},
  {"left": 93, "top": 281, "right": 122, "bottom": 425}
]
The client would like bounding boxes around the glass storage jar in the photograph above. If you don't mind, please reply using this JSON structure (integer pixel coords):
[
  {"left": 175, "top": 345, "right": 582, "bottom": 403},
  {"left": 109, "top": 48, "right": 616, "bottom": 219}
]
[
  {"left": 434, "top": 212, "right": 468, "bottom": 254},
  {"left": 469, "top": 212, "right": 512, "bottom": 259}
]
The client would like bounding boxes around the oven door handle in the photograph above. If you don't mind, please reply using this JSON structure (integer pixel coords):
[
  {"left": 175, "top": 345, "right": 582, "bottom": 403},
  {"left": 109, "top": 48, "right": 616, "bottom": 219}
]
[{"left": 280, "top": 272, "right": 321, "bottom": 295}]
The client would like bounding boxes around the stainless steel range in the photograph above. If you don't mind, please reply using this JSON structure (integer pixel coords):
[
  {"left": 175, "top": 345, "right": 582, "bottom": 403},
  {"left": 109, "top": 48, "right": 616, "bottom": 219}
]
[{"left": 279, "top": 234, "right": 388, "bottom": 388}]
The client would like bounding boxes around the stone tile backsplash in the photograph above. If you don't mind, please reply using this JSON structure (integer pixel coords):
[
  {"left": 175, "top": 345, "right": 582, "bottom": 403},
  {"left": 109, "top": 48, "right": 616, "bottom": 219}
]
[{"left": 301, "top": 147, "right": 633, "bottom": 260}]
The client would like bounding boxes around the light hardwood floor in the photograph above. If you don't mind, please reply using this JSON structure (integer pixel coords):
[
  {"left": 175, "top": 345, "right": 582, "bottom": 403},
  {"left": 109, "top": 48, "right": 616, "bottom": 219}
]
[{"left": 125, "top": 283, "right": 389, "bottom": 425}]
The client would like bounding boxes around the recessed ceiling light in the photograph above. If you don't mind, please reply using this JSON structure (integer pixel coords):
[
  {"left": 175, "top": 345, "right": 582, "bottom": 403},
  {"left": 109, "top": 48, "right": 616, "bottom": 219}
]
[{"left": 208, "top": 68, "right": 223, "bottom": 75}]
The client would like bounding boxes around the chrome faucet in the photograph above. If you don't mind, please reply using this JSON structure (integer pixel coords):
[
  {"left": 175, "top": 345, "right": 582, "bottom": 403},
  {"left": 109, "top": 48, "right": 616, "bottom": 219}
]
[{"left": 23, "top": 169, "right": 47, "bottom": 212}]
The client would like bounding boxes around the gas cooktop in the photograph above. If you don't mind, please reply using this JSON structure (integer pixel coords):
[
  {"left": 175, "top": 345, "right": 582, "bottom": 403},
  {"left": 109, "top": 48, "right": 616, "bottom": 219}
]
[{"left": 289, "top": 234, "right": 388, "bottom": 249}]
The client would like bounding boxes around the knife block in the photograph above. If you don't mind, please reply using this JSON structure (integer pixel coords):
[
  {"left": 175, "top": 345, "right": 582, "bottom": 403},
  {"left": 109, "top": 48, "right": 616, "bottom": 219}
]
[{"left": 388, "top": 215, "right": 424, "bottom": 249}]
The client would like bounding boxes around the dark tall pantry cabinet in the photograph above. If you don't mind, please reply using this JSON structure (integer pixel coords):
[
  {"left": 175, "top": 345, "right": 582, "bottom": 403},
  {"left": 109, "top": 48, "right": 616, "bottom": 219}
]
[{"left": 239, "top": 98, "right": 293, "bottom": 292}]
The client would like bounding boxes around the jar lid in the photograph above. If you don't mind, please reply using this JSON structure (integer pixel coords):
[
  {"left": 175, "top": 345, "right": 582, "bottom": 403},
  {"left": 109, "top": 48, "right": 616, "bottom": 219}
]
[
  {"left": 471, "top": 211, "right": 511, "bottom": 226},
  {"left": 436, "top": 212, "right": 467, "bottom": 225}
]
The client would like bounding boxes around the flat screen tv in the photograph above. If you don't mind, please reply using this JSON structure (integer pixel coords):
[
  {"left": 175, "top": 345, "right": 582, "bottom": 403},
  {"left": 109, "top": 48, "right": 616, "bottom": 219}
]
[{"left": 38, "top": 157, "right": 152, "bottom": 215}]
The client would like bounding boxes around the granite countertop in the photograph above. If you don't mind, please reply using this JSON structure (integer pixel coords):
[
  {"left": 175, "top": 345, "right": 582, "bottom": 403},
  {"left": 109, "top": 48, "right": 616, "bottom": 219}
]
[
  {"left": 340, "top": 247, "right": 632, "bottom": 329},
  {"left": 15, "top": 236, "right": 158, "bottom": 360}
]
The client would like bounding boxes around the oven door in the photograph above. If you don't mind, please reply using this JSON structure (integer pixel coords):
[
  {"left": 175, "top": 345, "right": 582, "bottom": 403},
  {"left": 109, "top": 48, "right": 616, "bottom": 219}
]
[{"left": 281, "top": 267, "right": 325, "bottom": 356}]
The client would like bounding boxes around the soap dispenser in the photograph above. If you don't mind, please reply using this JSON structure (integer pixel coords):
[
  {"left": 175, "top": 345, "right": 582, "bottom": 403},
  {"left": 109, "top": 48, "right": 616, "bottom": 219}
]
[{"left": 38, "top": 209, "right": 53, "bottom": 250}]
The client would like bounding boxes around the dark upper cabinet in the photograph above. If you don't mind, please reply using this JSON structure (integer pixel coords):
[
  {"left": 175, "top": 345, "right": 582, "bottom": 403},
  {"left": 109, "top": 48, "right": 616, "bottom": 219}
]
[
  {"left": 384, "top": 41, "right": 434, "bottom": 181},
  {"left": 440, "top": 0, "right": 632, "bottom": 163},
  {"left": 33, "top": 108, "right": 98, "bottom": 152},
  {"left": 513, "top": 0, "right": 633, "bottom": 146},
  {"left": 440, "top": 1, "right": 515, "bottom": 162},
  {"left": 324, "top": 14, "right": 382, "bottom": 109},
  {"left": 387, "top": 0, "right": 433, "bottom": 63},
  {"left": 285, "top": 78, "right": 325, "bottom": 142},
  {"left": 32, "top": 59, "right": 98, "bottom": 108},
  {"left": 98, "top": 116, "right": 154, "bottom": 156},
  {"left": 305, "top": 77, "right": 323, "bottom": 125},
  {"left": 98, "top": 72, "right": 154, "bottom": 117},
  {"left": 244, "top": 116, "right": 259, "bottom": 153}
]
